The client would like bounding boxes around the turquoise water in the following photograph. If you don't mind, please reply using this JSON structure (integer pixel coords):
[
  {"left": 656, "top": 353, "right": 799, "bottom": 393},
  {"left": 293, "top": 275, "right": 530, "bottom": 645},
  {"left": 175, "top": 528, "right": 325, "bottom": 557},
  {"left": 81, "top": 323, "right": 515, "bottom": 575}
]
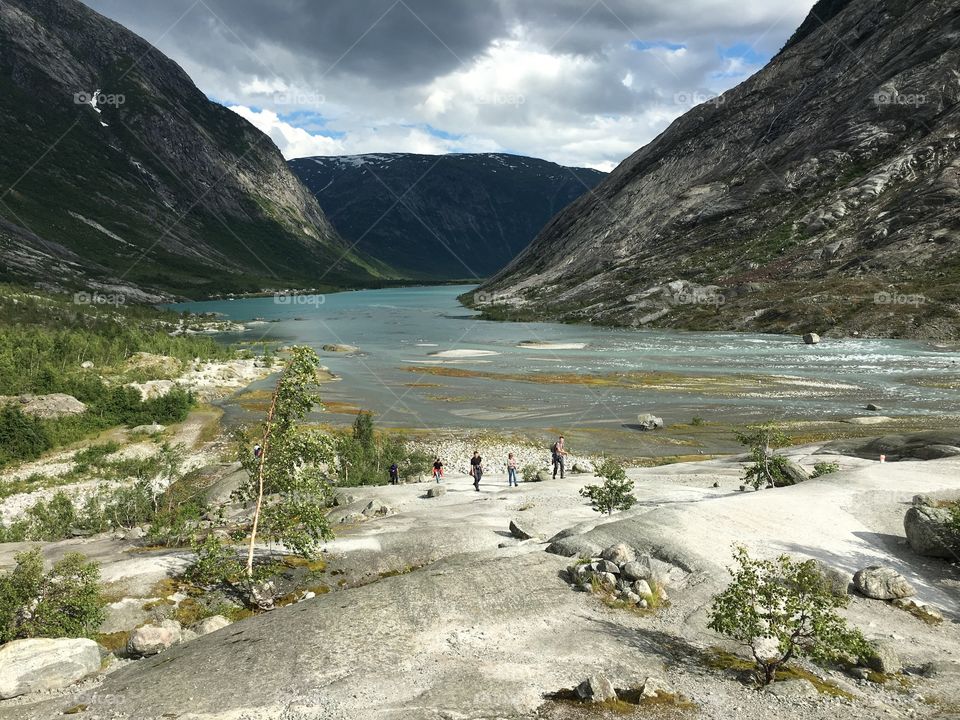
[{"left": 170, "top": 285, "right": 959, "bottom": 433}]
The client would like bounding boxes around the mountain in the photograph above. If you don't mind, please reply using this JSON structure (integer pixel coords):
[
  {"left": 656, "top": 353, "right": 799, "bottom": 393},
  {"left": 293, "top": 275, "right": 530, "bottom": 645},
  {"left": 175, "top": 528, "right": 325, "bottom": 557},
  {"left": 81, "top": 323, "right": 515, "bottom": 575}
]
[
  {"left": 289, "top": 153, "right": 605, "bottom": 279},
  {"left": 471, "top": 0, "right": 960, "bottom": 340},
  {"left": 0, "top": 0, "right": 390, "bottom": 300}
]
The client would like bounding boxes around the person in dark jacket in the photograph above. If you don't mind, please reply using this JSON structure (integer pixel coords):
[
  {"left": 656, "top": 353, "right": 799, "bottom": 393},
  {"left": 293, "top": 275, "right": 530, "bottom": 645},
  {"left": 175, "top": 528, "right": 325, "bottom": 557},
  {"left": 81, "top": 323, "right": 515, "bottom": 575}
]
[{"left": 470, "top": 451, "right": 483, "bottom": 491}]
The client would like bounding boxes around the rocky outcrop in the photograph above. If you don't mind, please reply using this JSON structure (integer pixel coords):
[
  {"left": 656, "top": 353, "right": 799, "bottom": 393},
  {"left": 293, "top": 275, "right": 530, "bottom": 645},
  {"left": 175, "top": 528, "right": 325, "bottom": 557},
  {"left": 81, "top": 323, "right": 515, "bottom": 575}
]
[
  {"left": 0, "top": 393, "right": 86, "bottom": 419},
  {"left": 472, "top": 0, "right": 960, "bottom": 340},
  {"left": 0, "top": 0, "right": 387, "bottom": 298},
  {"left": 904, "top": 505, "right": 956, "bottom": 558},
  {"left": 0, "top": 638, "right": 100, "bottom": 699},
  {"left": 817, "top": 431, "right": 960, "bottom": 461},
  {"left": 853, "top": 566, "right": 914, "bottom": 600},
  {"left": 291, "top": 153, "right": 605, "bottom": 279},
  {"left": 126, "top": 620, "right": 183, "bottom": 657}
]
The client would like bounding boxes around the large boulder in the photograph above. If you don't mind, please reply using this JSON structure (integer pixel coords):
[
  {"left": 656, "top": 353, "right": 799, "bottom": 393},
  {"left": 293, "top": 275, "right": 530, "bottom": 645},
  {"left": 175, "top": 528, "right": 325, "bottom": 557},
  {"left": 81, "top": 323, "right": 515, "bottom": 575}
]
[
  {"left": 777, "top": 459, "right": 809, "bottom": 486},
  {"left": 575, "top": 674, "right": 617, "bottom": 703},
  {"left": 853, "top": 566, "right": 914, "bottom": 600},
  {"left": 508, "top": 519, "right": 536, "bottom": 541},
  {"left": 802, "top": 333, "right": 820, "bottom": 345},
  {"left": 811, "top": 560, "right": 851, "bottom": 597},
  {"left": 426, "top": 486, "right": 446, "bottom": 498},
  {"left": 600, "top": 543, "right": 635, "bottom": 566},
  {"left": 127, "top": 620, "right": 183, "bottom": 657},
  {"left": 636, "top": 414, "right": 663, "bottom": 430},
  {"left": 0, "top": 393, "right": 87, "bottom": 419},
  {"left": 0, "top": 638, "right": 101, "bottom": 699},
  {"left": 864, "top": 641, "right": 902, "bottom": 675},
  {"left": 904, "top": 505, "right": 956, "bottom": 559}
]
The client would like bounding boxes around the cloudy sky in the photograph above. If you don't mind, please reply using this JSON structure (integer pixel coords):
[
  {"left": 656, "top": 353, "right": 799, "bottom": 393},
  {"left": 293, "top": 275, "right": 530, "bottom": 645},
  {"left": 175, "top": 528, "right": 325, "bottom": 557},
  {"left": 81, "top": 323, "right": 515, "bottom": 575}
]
[{"left": 82, "top": 0, "right": 815, "bottom": 171}]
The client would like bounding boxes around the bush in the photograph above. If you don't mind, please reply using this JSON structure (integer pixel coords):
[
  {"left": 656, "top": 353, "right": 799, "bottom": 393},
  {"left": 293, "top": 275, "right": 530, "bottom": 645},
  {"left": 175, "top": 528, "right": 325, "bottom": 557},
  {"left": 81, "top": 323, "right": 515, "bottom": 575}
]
[
  {"left": 0, "top": 548, "right": 105, "bottom": 642},
  {"left": 521, "top": 464, "right": 541, "bottom": 482},
  {"left": 811, "top": 461, "right": 840, "bottom": 478},
  {"left": 707, "top": 546, "right": 869, "bottom": 686},
  {"left": 691, "top": 416, "right": 705, "bottom": 426},
  {"left": 334, "top": 413, "right": 431, "bottom": 486},
  {"left": 735, "top": 424, "right": 791, "bottom": 489},
  {"left": 183, "top": 534, "right": 243, "bottom": 587},
  {"left": 0, "top": 405, "right": 52, "bottom": 466},
  {"left": 579, "top": 458, "right": 636, "bottom": 515}
]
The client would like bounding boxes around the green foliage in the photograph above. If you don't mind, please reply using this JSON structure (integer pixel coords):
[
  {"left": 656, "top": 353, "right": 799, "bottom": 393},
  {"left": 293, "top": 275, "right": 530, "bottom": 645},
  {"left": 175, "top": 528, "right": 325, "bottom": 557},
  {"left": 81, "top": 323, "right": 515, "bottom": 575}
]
[
  {"left": 691, "top": 416, "right": 706, "bottom": 426},
  {"left": 184, "top": 534, "right": 243, "bottom": 587},
  {"left": 707, "top": 546, "right": 869, "bottom": 686},
  {"left": 735, "top": 424, "right": 791, "bottom": 490},
  {"left": 352, "top": 411, "right": 375, "bottom": 450},
  {"left": 811, "top": 461, "right": 841, "bottom": 478},
  {"left": 236, "top": 347, "right": 336, "bottom": 572},
  {"left": 521, "top": 464, "right": 541, "bottom": 482},
  {"left": 0, "top": 549, "right": 105, "bottom": 642},
  {"left": 0, "top": 405, "right": 53, "bottom": 466},
  {"left": 579, "top": 458, "right": 636, "bottom": 515}
]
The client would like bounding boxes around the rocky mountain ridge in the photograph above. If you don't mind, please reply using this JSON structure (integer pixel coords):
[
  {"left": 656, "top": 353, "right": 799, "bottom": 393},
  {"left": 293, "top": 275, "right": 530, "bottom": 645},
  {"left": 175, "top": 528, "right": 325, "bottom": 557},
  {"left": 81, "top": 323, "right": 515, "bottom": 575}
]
[
  {"left": 290, "top": 152, "right": 605, "bottom": 279},
  {"left": 0, "top": 0, "right": 389, "bottom": 299},
  {"left": 472, "top": 0, "right": 960, "bottom": 339}
]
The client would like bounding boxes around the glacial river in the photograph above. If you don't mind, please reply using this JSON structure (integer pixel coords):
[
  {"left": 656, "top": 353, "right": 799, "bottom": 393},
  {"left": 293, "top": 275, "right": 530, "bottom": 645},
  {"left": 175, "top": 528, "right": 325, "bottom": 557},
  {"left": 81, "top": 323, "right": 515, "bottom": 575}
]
[{"left": 170, "top": 285, "right": 959, "bottom": 445}]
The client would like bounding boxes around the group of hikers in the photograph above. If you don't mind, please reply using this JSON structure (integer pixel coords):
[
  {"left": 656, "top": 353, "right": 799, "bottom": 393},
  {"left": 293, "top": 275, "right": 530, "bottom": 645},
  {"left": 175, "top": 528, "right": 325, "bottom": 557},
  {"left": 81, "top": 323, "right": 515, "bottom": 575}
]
[{"left": 412, "top": 435, "right": 568, "bottom": 490}]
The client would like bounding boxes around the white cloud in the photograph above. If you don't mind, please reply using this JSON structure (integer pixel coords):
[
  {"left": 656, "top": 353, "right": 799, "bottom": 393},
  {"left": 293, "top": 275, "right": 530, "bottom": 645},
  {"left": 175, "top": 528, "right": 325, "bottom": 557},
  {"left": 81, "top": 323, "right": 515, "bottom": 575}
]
[{"left": 228, "top": 106, "right": 344, "bottom": 158}]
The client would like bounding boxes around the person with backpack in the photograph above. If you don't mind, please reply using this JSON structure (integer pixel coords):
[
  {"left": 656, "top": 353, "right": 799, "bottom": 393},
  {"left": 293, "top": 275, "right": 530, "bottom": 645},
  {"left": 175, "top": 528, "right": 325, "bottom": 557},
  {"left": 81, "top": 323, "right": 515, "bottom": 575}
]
[
  {"left": 507, "top": 452, "right": 518, "bottom": 487},
  {"left": 432, "top": 457, "right": 444, "bottom": 483},
  {"left": 470, "top": 451, "right": 483, "bottom": 491},
  {"left": 551, "top": 435, "right": 567, "bottom": 479},
  {"left": 389, "top": 463, "right": 399, "bottom": 485}
]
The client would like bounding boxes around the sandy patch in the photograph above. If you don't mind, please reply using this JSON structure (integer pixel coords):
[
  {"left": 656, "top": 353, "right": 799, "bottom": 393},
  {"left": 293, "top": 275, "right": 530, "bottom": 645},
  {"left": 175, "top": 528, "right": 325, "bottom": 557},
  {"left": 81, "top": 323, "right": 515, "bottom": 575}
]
[{"left": 428, "top": 349, "right": 501, "bottom": 358}]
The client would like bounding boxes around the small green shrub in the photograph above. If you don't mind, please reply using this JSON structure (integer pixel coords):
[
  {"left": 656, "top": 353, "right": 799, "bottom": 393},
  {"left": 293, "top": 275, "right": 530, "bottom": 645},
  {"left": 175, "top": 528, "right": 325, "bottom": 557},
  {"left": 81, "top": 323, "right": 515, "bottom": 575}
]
[
  {"left": 811, "top": 461, "right": 840, "bottom": 478},
  {"left": 579, "top": 458, "right": 637, "bottom": 515},
  {"left": 521, "top": 464, "right": 541, "bottom": 482},
  {"left": 0, "top": 548, "right": 105, "bottom": 642},
  {"left": 735, "top": 424, "right": 791, "bottom": 489},
  {"left": 184, "top": 534, "right": 243, "bottom": 587},
  {"left": 691, "top": 416, "right": 705, "bottom": 426},
  {"left": 0, "top": 405, "right": 52, "bottom": 466},
  {"left": 708, "top": 545, "right": 869, "bottom": 686}
]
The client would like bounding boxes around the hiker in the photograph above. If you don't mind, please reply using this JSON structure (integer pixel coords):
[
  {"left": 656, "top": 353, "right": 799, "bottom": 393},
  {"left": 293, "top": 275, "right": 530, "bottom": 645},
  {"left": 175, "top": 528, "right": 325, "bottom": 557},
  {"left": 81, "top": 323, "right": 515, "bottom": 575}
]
[
  {"left": 389, "top": 463, "right": 399, "bottom": 485},
  {"left": 470, "top": 451, "right": 483, "bottom": 491},
  {"left": 432, "top": 457, "right": 444, "bottom": 483},
  {"left": 551, "top": 435, "right": 567, "bottom": 479},
  {"left": 507, "top": 452, "right": 518, "bottom": 487}
]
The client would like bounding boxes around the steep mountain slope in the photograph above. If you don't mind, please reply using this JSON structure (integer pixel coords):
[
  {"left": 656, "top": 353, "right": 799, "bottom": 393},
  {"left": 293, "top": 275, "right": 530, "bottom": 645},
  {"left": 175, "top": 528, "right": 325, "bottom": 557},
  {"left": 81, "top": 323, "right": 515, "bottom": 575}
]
[
  {"left": 290, "top": 153, "right": 605, "bottom": 279},
  {"left": 472, "top": 0, "right": 960, "bottom": 339},
  {"left": 0, "top": 0, "right": 390, "bottom": 299}
]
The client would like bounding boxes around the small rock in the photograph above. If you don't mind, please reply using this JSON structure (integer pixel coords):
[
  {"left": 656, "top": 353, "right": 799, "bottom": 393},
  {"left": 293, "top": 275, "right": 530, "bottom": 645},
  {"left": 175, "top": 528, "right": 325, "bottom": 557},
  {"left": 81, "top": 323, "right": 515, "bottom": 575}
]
[
  {"left": 620, "top": 560, "right": 651, "bottom": 581},
  {"left": 130, "top": 423, "right": 166, "bottom": 434},
  {"left": 920, "top": 660, "right": 960, "bottom": 678},
  {"left": 509, "top": 519, "right": 535, "bottom": 541},
  {"left": 864, "top": 641, "right": 901, "bottom": 674},
  {"left": 595, "top": 572, "right": 618, "bottom": 590},
  {"left": 891, "top": 598, "right": 944, "bottom": 624},
  {"left": 194, "top": 615, "right": 232, "bottom": 636},
  {"left": 778, "top": 459, "right": 809, "bottom": 486},
  {"left": 853, "top": 566, "right": 914, "bottom": 600},
  {"left": 575, "top": 674, "right": 617, "bottom": 703},
  {"left": 127, "top": 620, "right": 183, "bottom": 657},
  {"left": 632, "top": 580, "right": 653, "bottom": 597},
  {"left": 601, "top": 543, "right": 635, "bottom": 566},
  {"left": 361, "top": 500, "right": 393, "bottom": 518},
  {"left": 426, "top": 486, "right": 446, "bottom": 498},
  {"left": 639, "top": 676, "right": 672, "bottom": 699},
  {"left": 866, "top": 403, "right": 881, "bottom": 411},
  {"left": 299, "top": 591, "right": 316, "bottom": 602},
  {"left": 180, "top": 629, "right": 198, "bottom": 644},
  {"left": 80, "top": 360, "right": 94, "bottom": 369},
  {"left": 124, "top": 527, "right": 147, "bottom": 541},
  {"left": 0, "top": 638, "right": 101, "bottom": 699},
  {"left": 249, "top": 580, "right": 276, "bottom": 610},
  {"left": 802, "top": 333, "right": 820, "bottom": 345},
  {"left": 597, "top": 559, "right": 621, "bottom": 575},
  {"left": 535, "top": 470, "right": 552, "bottom": 482}
]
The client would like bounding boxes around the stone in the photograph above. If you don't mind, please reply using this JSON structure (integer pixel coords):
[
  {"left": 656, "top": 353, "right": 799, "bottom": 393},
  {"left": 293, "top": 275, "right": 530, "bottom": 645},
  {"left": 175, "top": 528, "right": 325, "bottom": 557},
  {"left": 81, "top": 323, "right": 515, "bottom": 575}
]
[
  {"left": 802, "top": 333, "right": 820, "bottom": 345},
  {"left": 911, "top": 494, "right": 935, "bottom": 507},
  {"left": 600, "top": 543, "right": 635, "bottom": 566},
  {"left": 575, "top": 674, "right": 617, "bottom": 703},
  {"left": 765, "top": 679, "right": 818, "bottom": 698},
  {"left": 891, "top": 598, "right": 944, "bottom": 624},
  {"left": 639, "top": 676, "right": 672, "bottom": 699},
  {"left": 904, "top": 506, "right": 955, "bottom": 559},
  {"left": 0, "top": 638, "right": 101, "bottom": 699},
  {"left": 194, "top": 615, "right": 232, "bottom": 636},
  {"left": 99, "top": 598, "right": 153, "bottom": 634},
  {"left": 249, "top": 580, "right": 276, "bottom": 610},
  {"left": 545, "top": 535, "right": 604, "bottom": 559},
  {"left": 778, "top": 459, "right": 809, "bottom": 485},
  {"left": 912, "top": 444, "right": 960, "bottom": 460},
  {"left": 299, "top": 591, "right": 316, "bottom": 602},
  {"left": 180, "top": 629, "right": 198, "bottom": 644},
  {"left": 595, "top": 572, "right": 618, "bottom": 590},
  {"left": 127, "top": 620, "right": 183, "bottom": 657},
  {"left": 80, "top": 360, "right": 94, "bottom": 369},
  {"left": 631, "top": 580, "right": 653, "bottom": 598},
  {"left": 811, "top": 560, "right": 851, "bottom": 597},
  {"left": 853, "top": 566, "right": 915, "bottom": 600},
  {"left": 920, "top": 661, "right": 960, "bottom": 678},
  {"left": 321, "top": 344, "right": 359, "bottom": 353},
  {"left": 426, "top": 486, "right": 446, "bottom": 498},
  {"left": 620, "top": 560, "right": 650, "bottom": 581},
  {"left": 865, "top": 403, "right": 881, "bottom": 411},
  {"left": 597, "top": 559, "right": 621, "bottom": 575},
  {"left": 636, "top": 413, "right": 663, "bottom": 430},
  {"left": 361, "top": 500, "right": 393, "bottom": 518},
  {"left": 508, "top": 519, "right": 535, "bottom": 541},
  {"left": 0, "top": 393, "right": 87, "bottom": 419},
  {"left": 864, "top": 641, "right": 901, "bottom": 674},
  {"left": 124, "top": 527, "right": 147, "bottom": 541},
  {"left": 131, "top": 423, "right": 166, "bottom": 434},
  {"left": 535, "top": 470, "right": 552, "bottom": 482},
  {"left": 571, "top": 463, "right": 591, "bottom": 473}
]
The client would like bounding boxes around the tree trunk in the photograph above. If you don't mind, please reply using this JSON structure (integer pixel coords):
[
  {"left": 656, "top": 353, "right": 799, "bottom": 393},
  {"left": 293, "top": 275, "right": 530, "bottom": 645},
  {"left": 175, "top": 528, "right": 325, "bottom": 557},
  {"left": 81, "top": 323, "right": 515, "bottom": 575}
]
[{"left": 245, "top": 389, "right": 279, "bottom": 579}]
